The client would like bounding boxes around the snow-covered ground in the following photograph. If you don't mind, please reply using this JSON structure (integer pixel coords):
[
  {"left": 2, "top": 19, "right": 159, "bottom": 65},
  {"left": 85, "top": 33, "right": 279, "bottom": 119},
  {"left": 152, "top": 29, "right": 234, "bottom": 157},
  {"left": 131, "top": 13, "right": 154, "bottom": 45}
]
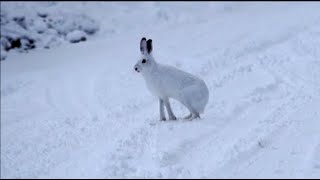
[{"left": 1, "top": 2, "right": 320, "bottom": 178}]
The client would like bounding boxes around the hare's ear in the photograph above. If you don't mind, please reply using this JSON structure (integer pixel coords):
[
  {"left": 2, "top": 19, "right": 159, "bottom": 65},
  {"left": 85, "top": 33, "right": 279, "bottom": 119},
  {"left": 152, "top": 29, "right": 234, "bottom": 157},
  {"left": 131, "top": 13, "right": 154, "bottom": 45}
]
[
  {"left": 147, "top": 39, "right": 153, "bottom": 54},
  {"left": 140, "top": 37, "right": 147, "bottom": 55}
]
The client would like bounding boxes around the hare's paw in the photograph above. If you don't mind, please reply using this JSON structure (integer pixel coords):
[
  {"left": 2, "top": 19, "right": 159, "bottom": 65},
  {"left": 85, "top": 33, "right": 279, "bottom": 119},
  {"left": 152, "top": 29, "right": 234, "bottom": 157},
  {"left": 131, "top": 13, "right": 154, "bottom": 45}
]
[
  {"left": 185, "top": 113, "right": 201, "bottom": 121},
  {"left": 193, "top": 113, "right": 200, "bottom": 119},
  {"left": 169, "top": 115, "right": 177, "bottom": 120}
]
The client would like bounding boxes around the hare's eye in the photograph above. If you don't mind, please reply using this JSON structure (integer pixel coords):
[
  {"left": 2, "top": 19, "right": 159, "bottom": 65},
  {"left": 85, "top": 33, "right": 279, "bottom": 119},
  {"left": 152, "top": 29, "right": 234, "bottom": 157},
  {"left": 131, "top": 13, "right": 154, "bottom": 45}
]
[{"left": 142, "top": 59, "right": 146, "bottom": 64}]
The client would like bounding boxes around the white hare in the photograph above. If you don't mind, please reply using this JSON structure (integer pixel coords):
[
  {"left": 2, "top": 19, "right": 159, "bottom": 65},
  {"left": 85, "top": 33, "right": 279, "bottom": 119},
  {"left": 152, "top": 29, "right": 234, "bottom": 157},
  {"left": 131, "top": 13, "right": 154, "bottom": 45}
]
[{"left": 134, "top": 37, "right": 209, "bottom": 121}]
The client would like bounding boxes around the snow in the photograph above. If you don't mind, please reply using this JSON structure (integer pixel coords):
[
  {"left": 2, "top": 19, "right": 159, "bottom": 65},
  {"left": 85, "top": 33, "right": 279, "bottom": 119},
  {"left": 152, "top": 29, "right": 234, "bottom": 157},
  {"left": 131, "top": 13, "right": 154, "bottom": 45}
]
[
  {"left": 1, "top": 1, "right": 320, "bottom": 178},
  {"left": 66, "top": 30, "right": 87, "bottom": 43}
]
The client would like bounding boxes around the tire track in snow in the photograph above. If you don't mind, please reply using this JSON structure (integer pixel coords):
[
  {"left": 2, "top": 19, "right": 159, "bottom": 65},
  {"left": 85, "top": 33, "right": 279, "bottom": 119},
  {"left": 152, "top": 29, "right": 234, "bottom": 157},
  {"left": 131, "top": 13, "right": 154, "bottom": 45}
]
[
  {"left": 209, "top": 93, "right": 312, "bottom": 178},
  {"left": 206, "top": 23, "right": 320, "bottom": 178}
]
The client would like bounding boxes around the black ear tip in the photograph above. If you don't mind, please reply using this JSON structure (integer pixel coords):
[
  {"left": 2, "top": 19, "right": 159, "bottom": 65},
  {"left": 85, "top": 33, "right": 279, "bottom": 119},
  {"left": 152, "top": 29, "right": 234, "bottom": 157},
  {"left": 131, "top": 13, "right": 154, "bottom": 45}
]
[
  {"left": 146, "top": 39, "right": 153, "bottom": 53},
  {"left": 141, "top": 37, "right": 146, "bottom": 41}
]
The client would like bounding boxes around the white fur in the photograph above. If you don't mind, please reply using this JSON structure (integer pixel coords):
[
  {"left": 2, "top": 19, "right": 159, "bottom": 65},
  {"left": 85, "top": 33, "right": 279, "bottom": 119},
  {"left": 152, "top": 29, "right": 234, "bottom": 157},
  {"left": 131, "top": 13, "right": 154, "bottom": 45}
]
[{"left": 134, "top": 38, "right": 209, "bottom": 120}]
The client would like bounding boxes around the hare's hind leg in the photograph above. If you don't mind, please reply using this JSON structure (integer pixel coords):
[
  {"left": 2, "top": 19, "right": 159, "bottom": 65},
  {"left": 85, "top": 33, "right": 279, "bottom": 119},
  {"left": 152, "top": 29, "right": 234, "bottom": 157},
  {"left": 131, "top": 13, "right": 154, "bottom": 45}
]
[
  {"left": 184, "top": 104, "right": 200, "bottom": 120},
  {"left": 184, "top": 113, "right": 192, "bottom": 119},
  {"left": 191, "top": 112, "right": 200, "bottom": 119},
  {"left": 186, "top": 112, "right": 200, "bottom": 120},
  {"left": 159, "top": 99, "right": 166, "bottom": 121},
  {"left": 186, "top": 111, "right": 200, "bottom": 120}
]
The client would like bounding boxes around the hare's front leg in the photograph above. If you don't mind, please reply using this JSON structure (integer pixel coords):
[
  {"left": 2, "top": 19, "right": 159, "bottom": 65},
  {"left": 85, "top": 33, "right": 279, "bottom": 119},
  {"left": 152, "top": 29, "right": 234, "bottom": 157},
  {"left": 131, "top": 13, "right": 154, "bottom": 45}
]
[
  {"left": 159, "top": 99, "right": 166, "bottom": 121},
  {"left": 164, "top": 98, "right": 177, "bottom": 120}
]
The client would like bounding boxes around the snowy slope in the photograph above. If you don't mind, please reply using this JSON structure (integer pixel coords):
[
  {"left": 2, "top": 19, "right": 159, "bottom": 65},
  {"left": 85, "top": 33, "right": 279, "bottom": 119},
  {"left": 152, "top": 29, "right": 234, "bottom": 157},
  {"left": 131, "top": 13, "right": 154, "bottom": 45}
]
[{"left": 1, "top": 2, "right": 320, "bottom": 178}]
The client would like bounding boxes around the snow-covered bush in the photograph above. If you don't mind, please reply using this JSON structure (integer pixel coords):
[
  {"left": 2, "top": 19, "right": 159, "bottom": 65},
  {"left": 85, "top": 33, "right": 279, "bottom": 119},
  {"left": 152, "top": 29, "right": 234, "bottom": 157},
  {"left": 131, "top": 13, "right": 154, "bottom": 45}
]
[{"left": 0, "top": 2, "right": 100, "bottom": 60}]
